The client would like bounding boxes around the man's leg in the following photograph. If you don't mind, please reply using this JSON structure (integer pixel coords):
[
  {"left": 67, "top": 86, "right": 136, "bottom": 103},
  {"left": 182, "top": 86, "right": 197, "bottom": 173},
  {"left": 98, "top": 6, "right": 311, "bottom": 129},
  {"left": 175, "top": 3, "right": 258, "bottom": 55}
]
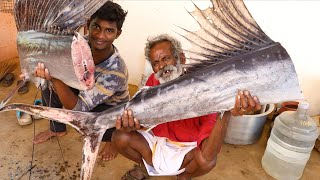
[
  {"left": 176, "top": 147, "right": 217, "bottom": 180},
  {"left": 112, "top": 130, "right": 152, "bottom": 164},
  {"left": 177, "top": 113, "right": 231, "bottom": 179},
  {"left": 89, "top": 104, "right": 119, "bottom": 161},
  {"left": 33, "top": 87, "right": 67, "bottom": 144},
  {"left": 98, "top": 127, "right": 118, "bottom": 161},
  {"left": 112, "top": 130, "right": 152, "bottom": 179}
]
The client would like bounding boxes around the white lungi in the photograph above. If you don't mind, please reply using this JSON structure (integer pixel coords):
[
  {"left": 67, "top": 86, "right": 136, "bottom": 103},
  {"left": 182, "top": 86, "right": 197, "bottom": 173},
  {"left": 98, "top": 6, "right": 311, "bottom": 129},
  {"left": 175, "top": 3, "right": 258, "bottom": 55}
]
[{"left": 138, "top": 130, "right": 197, "bottom": 176}]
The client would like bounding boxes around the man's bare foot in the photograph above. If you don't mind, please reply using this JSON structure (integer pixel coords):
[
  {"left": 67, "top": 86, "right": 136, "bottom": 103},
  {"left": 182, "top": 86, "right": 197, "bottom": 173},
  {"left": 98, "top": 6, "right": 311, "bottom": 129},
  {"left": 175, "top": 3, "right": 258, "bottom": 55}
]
[
  {"left": 122, "top": 164, "right": 149, "bottom": 180},
  {"left": 98, "top": 142, "right": 118, "bottom": 161},
  {"left": 33, "top": 130, "right": 67, "bottom": 144}
]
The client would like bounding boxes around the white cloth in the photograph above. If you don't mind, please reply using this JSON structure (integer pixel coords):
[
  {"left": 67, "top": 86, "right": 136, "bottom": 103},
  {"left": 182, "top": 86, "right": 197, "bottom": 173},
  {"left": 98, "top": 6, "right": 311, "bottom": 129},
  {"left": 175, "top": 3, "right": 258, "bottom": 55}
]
[{"left": 138, "top": 130, "right": 197, "bottom": 176}]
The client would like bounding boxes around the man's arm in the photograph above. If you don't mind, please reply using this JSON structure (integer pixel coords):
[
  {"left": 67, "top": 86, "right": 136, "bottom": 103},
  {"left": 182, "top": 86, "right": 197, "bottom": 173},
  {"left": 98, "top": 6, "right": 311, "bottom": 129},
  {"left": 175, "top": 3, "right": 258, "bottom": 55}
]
[
  {"left": 180, "top": 90, "right": 261, "bottom": 178},
  {"left": 50, "top": 78, "right": 78, "bottom": 109},
  {"left": 201, "top": 90, "right": 261, "bottom": 160},
  {"left": 35, "top": 62, "right": 128, "bottom": 112},
  {"left": 34, "top": 63, "right": 78, "bottom": 110},
  {"left": 177, "top": 111, "right": 230, "bottom": 178}
]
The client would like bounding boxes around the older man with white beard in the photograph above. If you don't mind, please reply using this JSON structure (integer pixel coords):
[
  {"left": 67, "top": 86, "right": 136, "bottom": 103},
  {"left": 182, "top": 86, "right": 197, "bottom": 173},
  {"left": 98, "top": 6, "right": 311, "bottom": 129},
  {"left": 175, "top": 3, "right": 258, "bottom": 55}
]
[{"left": 112, "top": 34, "right": 261, "bottom": 180}]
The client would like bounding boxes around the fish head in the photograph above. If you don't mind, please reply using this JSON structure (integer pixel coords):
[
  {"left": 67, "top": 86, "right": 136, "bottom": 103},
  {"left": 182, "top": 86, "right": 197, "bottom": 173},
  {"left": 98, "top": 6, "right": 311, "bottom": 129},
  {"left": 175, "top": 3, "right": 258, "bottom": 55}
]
[{"left": 71, "top": 32, "right": 95, "bottom": 90}]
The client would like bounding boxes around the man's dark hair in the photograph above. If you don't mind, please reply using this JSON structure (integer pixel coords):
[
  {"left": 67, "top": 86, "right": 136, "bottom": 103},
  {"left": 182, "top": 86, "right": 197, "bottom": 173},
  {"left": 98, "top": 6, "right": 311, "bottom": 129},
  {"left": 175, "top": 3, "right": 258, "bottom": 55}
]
[{"left": 89, "top": 1, "right": 127, "bottom": 30}]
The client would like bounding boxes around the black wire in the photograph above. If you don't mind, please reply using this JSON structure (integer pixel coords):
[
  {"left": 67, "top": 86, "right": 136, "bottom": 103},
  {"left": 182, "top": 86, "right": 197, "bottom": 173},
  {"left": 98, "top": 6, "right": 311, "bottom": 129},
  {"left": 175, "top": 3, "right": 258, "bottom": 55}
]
[
  {"left": 29, "top": 83, "right": 71, "bottom": 179},
  {"left": 17, "top": 165, "right": 36, "bottom": 180},
  {"left": 29, "top": 87, "right": 40, "bottom": 179},
  {"left": 48, "top": 86, "right": 71, "bottom": 179}
]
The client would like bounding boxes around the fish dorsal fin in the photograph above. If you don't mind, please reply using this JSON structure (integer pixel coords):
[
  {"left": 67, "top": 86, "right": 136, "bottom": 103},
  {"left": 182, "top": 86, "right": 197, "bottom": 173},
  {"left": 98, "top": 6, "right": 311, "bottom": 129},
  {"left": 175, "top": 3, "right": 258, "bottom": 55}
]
[
  {"left": 177, "top": 0, "right": 274, "bottom": 73},
  {"left": 14, "top": 0, "right": 109, "bottom": 35}
]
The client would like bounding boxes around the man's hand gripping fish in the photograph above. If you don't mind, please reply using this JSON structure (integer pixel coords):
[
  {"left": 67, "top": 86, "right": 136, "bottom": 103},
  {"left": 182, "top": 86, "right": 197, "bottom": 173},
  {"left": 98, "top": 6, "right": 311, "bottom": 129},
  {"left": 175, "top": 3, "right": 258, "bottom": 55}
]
[{"left": 0, "top": 0, "right": 303, "bottom": 179}]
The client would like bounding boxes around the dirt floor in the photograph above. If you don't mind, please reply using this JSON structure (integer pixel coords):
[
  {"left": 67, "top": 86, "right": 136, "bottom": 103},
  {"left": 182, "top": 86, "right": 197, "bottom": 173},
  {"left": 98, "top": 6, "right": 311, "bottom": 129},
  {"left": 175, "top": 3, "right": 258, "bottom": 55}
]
[{"left": 0, "top": 61, "right": 320, "bottom": 180}]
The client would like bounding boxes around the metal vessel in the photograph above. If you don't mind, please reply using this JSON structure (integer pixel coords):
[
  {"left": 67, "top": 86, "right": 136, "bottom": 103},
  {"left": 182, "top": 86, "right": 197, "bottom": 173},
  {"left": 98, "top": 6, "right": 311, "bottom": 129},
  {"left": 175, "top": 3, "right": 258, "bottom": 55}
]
[{"left": 224, "top": 104, "right": 275, "bottom": 145}]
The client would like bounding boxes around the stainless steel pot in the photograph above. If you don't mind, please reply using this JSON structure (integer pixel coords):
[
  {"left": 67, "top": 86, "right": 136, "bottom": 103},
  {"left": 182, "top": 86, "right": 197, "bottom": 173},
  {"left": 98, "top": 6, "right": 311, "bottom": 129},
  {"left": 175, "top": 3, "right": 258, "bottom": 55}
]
[{"left": 224, "top": 104, "right": 275, "bottom": 145}]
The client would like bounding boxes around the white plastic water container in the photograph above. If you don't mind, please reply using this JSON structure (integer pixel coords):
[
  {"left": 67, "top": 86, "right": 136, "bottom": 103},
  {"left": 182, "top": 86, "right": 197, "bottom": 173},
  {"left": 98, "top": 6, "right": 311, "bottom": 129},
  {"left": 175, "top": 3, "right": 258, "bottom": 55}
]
[{"left": 261, "top": 102, "right": 319, "bottom": 180}]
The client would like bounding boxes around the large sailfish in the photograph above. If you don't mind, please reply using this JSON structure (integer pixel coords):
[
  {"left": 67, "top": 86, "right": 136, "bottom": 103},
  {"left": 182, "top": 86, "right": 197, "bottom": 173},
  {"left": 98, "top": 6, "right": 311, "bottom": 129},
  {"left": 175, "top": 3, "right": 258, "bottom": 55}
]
[{"left": 0, "top": 0, "right": 302, "bottom": 179}]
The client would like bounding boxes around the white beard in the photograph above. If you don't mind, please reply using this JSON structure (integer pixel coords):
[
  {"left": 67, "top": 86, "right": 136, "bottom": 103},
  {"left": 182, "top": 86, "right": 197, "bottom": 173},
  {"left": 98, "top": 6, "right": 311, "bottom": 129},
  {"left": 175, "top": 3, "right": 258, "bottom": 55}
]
[{"left": 155, "top": 64, "right": 183, "bottom": 84}]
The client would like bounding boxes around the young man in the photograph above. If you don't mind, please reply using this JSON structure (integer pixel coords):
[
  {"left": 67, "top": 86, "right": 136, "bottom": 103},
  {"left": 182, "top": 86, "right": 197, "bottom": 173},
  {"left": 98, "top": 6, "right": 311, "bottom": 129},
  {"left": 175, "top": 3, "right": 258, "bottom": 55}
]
[
  {"left": 112, "top": 34, "right": 261, "bottom": 180},
  {"left": 33, "top": 1, "right": 128, "bottom": 161}
]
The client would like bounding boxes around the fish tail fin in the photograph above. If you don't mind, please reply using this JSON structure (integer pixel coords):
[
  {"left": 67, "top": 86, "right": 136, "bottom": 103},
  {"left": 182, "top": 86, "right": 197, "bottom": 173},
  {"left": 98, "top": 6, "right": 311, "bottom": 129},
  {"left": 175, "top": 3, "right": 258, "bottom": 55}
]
[
  {"left": 15, "top": 0, "right": 110, "bottom": 34},
  {"left": 0, "top": 103, "right": 100, "bottom": 134}
]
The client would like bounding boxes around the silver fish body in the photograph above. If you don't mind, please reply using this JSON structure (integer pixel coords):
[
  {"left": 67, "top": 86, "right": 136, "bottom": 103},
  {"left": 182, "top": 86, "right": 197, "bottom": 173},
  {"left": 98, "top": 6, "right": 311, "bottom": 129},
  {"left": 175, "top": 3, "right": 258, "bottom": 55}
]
[{"left": 17, "top": 31, "right": 95, "bottom": 90}]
